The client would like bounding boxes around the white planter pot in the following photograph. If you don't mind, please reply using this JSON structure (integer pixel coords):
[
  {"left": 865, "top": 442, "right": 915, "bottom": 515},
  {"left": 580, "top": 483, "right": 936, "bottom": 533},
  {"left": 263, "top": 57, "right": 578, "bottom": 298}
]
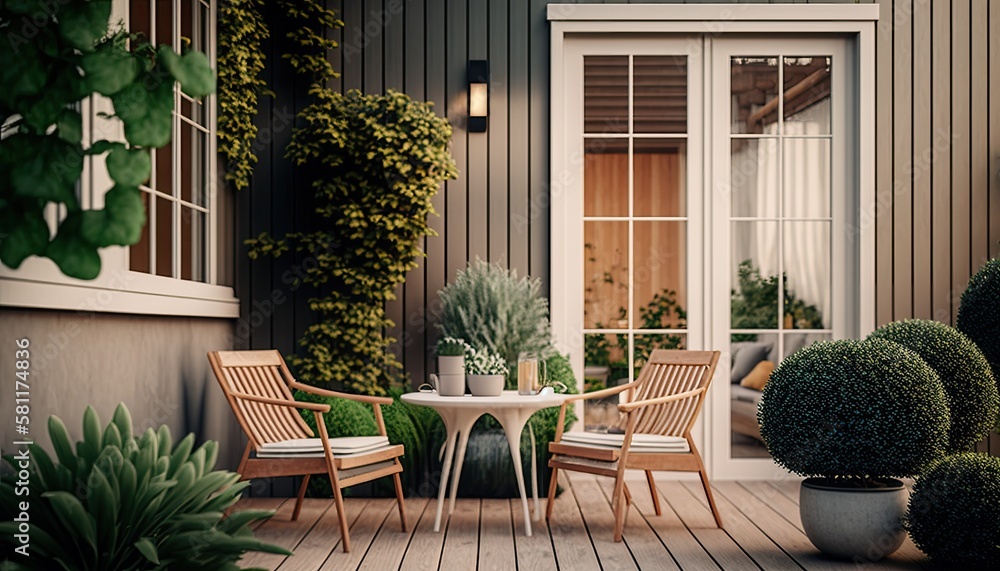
[
  {"left": 799, "top": 478, "right": 908, "bottom": 562},
  {"left": 438, "top": 355, "right": 465, "bottom": 376},
  {"left": 466, "top": 374, "right": 505, "bottom": 397}
]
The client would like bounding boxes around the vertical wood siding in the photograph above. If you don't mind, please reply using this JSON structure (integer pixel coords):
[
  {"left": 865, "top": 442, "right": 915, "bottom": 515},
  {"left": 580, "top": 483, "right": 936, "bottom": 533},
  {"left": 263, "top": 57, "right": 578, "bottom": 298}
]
[{"left": 237, "top": 0, "right": 1000, "bottom": 457}]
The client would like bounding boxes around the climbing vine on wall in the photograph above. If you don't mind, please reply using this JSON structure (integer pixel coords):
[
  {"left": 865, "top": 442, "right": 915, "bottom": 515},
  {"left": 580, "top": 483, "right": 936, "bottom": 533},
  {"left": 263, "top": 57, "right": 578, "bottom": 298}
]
[{"left": 217, "top": 0, "right": 271, "bottom": 190}]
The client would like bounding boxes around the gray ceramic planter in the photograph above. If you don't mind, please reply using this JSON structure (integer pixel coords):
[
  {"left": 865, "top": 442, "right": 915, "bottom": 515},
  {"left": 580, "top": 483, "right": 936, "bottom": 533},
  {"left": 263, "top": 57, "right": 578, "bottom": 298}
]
[{"left": 799, "top": 478, "right": 908, "bottom": 562}]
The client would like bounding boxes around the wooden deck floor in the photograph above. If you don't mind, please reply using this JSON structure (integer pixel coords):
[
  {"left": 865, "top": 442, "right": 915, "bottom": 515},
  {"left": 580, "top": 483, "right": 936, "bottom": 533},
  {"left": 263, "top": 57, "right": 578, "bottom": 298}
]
[{"left": 235, "top": 473, "right": 932, "bottom": 570}]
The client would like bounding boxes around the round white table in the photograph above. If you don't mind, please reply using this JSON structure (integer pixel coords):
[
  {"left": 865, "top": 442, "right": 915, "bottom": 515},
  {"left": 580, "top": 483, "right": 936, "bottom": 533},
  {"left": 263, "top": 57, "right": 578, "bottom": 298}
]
[{"left": 401, "top": 390, "right": 566, "bottom": 536}]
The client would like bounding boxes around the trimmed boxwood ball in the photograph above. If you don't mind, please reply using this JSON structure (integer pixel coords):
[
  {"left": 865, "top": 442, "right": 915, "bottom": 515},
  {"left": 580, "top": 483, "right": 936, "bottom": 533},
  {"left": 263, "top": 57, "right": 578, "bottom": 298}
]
[
  {"left": 869, "top": 319, "right": 999, "bottom": 452},
  {"left": 905, "top": 453, "right": 1000, "bottom": 565},
  {"left": 758, "top": 338, "right": 949, "bottom": 479},
  {"left": 958, "top": 259, "right": 1000, "bottom": 387}
]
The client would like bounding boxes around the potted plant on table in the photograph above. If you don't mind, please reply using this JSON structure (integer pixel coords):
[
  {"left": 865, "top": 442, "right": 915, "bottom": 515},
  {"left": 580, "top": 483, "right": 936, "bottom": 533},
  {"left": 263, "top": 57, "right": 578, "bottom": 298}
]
[
  {"left": 466, "top": 349, "right": 508, "bottom": 397},
  {"left": 437, "top": 336, "right": 471, "bottom": 376},
  {"left": 758, "top": 338, "right": 950, "bottom": 561}
]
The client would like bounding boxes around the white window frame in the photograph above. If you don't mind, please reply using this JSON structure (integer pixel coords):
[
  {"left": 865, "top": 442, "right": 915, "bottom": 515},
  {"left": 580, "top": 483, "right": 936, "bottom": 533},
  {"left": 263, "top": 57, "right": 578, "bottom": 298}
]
[
  {"left": 0, "top": 0, "right": 237, "bottom": 318},
  {"left": 548, "top": 4, "right": 878, "bottom": 478}
]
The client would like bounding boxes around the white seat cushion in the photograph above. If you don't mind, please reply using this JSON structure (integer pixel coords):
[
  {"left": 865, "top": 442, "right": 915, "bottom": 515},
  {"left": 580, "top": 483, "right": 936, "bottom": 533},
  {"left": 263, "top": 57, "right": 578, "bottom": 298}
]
[
  {"left": 561, "top": 431, "right": 690, "bottom": 454},
  {"left": 257, "top": 436, "right": 390, "bottom": 458}
]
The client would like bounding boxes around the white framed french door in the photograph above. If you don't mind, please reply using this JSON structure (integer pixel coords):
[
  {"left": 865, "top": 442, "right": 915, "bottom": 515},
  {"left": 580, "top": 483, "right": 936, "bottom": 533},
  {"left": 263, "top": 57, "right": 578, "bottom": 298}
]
[{"left": 548, "top": 5, "right": 877, "bottom": 479}]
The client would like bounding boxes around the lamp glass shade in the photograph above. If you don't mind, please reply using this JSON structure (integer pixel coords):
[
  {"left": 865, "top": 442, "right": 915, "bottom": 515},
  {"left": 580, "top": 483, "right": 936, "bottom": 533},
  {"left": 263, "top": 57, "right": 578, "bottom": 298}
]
[{"left": 470, "top": 83, "right": 488, "bottom": 117}]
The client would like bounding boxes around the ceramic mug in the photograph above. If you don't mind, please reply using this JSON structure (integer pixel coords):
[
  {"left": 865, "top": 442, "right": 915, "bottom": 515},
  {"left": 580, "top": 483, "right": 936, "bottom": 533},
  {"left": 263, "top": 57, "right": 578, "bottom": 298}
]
[{"left": 428, "top": 373, "right": 466, "bottom": 397}]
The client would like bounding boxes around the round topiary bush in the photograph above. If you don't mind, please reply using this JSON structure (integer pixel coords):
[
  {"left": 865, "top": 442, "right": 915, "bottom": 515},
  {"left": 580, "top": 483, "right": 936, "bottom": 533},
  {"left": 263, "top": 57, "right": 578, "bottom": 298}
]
[
  {"left": 905, "top": 452, "right": 1000, "bottom": 565},
  {"left": 958, "top": 259, "right": 1000, "bottom": 388},
  {"left": 758, "top": 338, "right": 950, "bottom": 479},
  {"left": 869, "top": 319, "right": 999, "bottom": 453}
]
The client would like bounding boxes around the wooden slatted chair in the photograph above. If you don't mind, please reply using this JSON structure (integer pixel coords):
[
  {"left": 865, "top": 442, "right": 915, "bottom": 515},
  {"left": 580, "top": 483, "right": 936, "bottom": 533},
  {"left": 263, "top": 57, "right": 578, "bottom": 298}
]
[
  {"left": 546, "top": 349, "right": 723, "bottom": 541},
  {"left": 208, "top": 350, "right": 407, "bottom": 552}
]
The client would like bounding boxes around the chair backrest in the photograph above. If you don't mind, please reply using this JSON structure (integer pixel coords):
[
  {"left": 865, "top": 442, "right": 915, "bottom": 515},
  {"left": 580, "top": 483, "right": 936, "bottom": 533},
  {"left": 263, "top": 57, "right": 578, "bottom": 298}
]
[
  {"left": 207, "top": 350, "right": 313, "bottom": 449},
  {"left": 626, "top": 349, "right": 721, "bottom": 437}
]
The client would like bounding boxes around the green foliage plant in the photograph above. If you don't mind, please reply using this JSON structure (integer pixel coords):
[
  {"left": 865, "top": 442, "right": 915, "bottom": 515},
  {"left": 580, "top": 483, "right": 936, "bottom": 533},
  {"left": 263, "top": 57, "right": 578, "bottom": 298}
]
[
  {"left": 436, "top": 336, "right": 471, "bottom": 357},
  {"left": 758, "top": 338, "right": 949, "bottom": 483},
  {"left": 958, "top": 259, "right": 1000, "bottom": 396},
  {"left": 438, "top": 259, "right": 553, "bottom": 367},
  {"left": 217, "top": 0, "right": 272, "bottom": 190},
  {"left": 904, "top": 452, "right": 1000, "bottom": 565},
  {"left": 248, "top": 88, "right": 456, "bottom": 395},
  {"left": 0, "top": 404, "right": 287, "bottom": 569},
  {"left": 465, "top": 349, "right": 508, "bottom": 376},
  {"left": 869, "top": 320, "right": 999, "bottom": 452},
  {"left": 0, "top": 1, "right": 214, "bottom": 279}
]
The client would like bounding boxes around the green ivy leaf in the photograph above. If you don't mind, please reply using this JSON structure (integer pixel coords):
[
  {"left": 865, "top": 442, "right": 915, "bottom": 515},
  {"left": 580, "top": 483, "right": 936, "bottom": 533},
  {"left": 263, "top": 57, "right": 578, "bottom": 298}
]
[
  {"left": 112, "top": 75, "right": 175, "bottom": 148},
  {"left": 57, "top": 110, "right": 83, "bottom": 145},
  {"left": 9, "top": 135, "right": 82, "bottom": 206},
  {"left": 47, "top": 215, "right": 101, "bottom": 280},
  {"left": 80, "top": 186, "right": 146, "bottom": 247},
  {"left": 82, "top": 46, "right": 141, "bottom": 96},
  {"left": 57, "top": 0, "right": 113, "bottom": 52},
  {"left": 0, "top": 208, "right": 49, "bottom": 269},
  {"left": 86, "top": 140, "right": 118, "bottom": 155},
  {"left": 106, "top": 147, "right": 151, "bottom": 186},
  {"left": 0, "top": 38, "right": 48, "bottom": 104},
  {"left": 158, "top": 46, "right": 216, "bottom": 98}
]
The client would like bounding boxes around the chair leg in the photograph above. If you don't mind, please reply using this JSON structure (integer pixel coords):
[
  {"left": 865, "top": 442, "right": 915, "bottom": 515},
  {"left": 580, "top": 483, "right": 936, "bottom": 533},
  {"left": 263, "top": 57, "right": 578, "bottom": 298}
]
[
  {"left": 330, "top": 478, "right": 351, "bottom": 553},
  {"left": 392, "top": 471, "right": 408, "bottom": 532},
  {"left": 699, "top": 468, "right": 724, "bottom": 529},
  {"left": 612, "top": 473, "right": 627, "bottom": 543},
  {"left": 292, "top": 475, "right": 310, "bottom": 521},
  {"left": 645, "top": 470, "right": 662, "bottom": 516},
  {"left": 623, "top": 483, "right": 632, "bottom": 506},
  {"left": 546, "top": 466, "right": 559, "bottom": 520}
]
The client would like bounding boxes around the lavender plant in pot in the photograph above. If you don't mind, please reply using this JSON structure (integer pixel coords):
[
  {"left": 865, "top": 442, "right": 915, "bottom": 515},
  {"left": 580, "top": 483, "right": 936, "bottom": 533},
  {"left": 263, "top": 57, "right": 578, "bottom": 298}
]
[
  {"left": 758, "top": 338, "right": 949, "bottom": 561},
  {"left": 466, "top": 349, "right": 508, "bottom": 397}
]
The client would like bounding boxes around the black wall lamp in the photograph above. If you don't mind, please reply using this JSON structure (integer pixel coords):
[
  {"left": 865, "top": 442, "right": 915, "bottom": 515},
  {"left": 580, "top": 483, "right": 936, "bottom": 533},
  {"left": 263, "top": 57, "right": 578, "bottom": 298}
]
[{"left": 468, "top": 60, "right": 489, "bottom": 132}]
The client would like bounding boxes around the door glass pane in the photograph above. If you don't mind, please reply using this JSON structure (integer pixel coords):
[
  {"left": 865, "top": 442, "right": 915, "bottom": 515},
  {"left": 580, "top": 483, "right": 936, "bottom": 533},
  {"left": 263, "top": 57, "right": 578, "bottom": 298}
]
[
  {"left": 783, "top": 56, "right": 831, "bottom": 134},
  {"left": 130, "top": 191, "right": 151, "bottom": 273},
  {"left": 584, "top": 138, "right": 628, "bottom": 217},
  {"left": 731, "top": 222, "right": 779, "bottom": 330},
  {"left": 730, "top": 138, "right": 778, "bottom": 218},
  {"left": 634, "top": 55, "right": 687, "bottom": 133},
  {"left": 782, "top": 332, "right": 831, "bottom": 360},
  {"left": 633, "top": 221, "right": 686, "bottom": 328},
  {"left": 155, "top": 196, "right": 174, "bottom": 277},
  {"left": 634, "top": 139, "right": 686, "bottom": 217},
  {"left": 584, "top": 221, "right": 629, "bottom": 329},
  {"left": 731, "top": 332, "right": 778, "bottom": 459},
  {"left": 731, "top": 56, "right": 778, "bottom": 135},
  {"left": 782, "top": 222, "right": 831, "bottom": 330},
  {"left": 584, "top": 56, "right": 628, "bottom": 134},
  {"left": 180, "top": 208, "right": 206, "bottom": 282},
  {"left": 783, "top": 138, "right": 831, "bottom": 218}
]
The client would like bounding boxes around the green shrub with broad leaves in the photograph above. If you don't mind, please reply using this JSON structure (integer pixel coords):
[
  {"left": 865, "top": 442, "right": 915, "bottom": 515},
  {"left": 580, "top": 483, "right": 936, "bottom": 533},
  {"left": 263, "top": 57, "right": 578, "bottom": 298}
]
[
  {"left": 958, "top": 259, "right": 1000, "bottom": 398},
  {"left": 0, "top": 404, "right": 286, "bottom": 570},
  {"left": 0, "top": 0, "right": 214, "bottom": 280},
  {"left": 758, "top": 338, "right": 950, "bottom": 481},
  {"left": 869, "top": 319, "right": 999, "bottom": 452},
  {"left": 905, "top": 452, "right": 1000, "bottom": 565}
]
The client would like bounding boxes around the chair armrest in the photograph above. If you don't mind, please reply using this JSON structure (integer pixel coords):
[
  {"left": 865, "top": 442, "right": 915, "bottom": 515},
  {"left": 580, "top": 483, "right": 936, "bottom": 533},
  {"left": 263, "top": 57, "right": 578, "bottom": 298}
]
[
  {"left": 289, "top": 382, "right": 394, "bottom": 405},
  {"left": 617, "top": 388, "right": 704, "bottom": 413},
  {"left": 228, "top": 391, "right": 331, "bottom": 412},
  {"left": 562, "top": 382, "right": 634, "bottom": 402}
]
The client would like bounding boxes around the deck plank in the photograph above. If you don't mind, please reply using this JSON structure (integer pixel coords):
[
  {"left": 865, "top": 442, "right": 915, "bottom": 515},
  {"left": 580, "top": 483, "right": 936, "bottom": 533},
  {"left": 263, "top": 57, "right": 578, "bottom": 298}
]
[
  {"left": 618, "top": 478, "right": 720, "bottom": 570},
  {"left": 548, "top": 473, "right": 602, "bottom": 571},
  {"left": 357, "top": 497, "right": 429, "bottom": 571},
  {"left": 594, "top": 478, "right": 682, "bottom": 570},
  {"left": 510, "top": 498, "right": 558, "bottom": 571},
  {"left": 276, "top": 499, "right": 369, "bottom": 571},
  {"left": 241, "top": 498, "right": 327, "bottom": 570},
  {"left": 317, "top": 499, "right": 395, "bottom": 571},
  {"left": 439, "top": 499, "right": 481, "bottom": 569},
  {"left": 570, "top": 476, "right": 640, "bottom": 570},
  {"left": 657, "top": 480, "right": 759, "bottom": 571},
  {"left": 478, "top": 499, "right": 516, "bottom": 571},
  {"left": 399, "top": 499, "right": 448, "bottom": 571}
]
